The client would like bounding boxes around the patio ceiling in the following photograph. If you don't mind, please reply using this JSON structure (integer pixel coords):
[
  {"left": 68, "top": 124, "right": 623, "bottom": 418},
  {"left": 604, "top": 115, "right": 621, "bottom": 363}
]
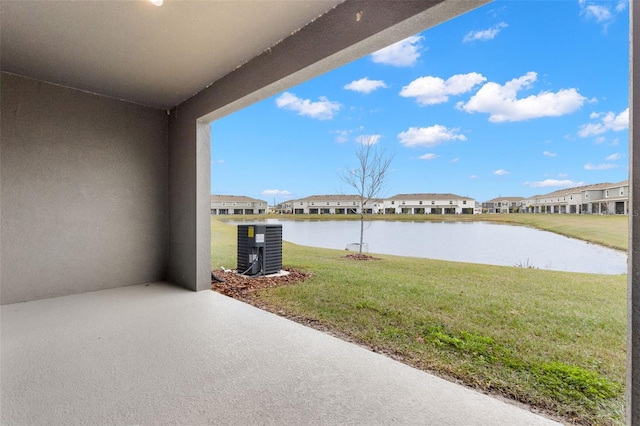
[{"left": 0, "top": 0, "right": 345, "bottom": 109}]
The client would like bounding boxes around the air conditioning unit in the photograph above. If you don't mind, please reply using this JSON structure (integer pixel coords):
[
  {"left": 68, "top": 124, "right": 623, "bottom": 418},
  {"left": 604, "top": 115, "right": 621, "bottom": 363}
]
[{"left": 237, "top": 224, "right": 282, "bottom": 276}]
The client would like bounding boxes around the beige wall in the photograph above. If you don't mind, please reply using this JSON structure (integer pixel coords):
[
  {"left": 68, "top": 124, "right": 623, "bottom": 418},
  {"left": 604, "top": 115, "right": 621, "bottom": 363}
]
[{"left": 1, "top": 73, "right": 169, "bottom": 303}]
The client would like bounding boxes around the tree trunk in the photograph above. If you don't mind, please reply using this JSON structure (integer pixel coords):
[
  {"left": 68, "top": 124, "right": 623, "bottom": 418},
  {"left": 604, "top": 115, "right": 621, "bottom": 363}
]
[{"left": 359, "top": 212, "right": 364, "bottom": 254}]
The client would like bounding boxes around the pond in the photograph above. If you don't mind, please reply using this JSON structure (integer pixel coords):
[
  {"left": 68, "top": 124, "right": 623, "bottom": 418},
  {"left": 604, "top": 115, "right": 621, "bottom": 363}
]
[{"left": 231, "top": 219, "right": 627, "bottom": 275}]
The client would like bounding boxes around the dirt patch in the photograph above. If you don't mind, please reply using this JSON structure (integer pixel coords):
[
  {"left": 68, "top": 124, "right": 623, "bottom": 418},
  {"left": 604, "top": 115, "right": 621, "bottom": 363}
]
[
  {"left": 344, "top": 253, "right": 380, "bottom": 261},
  {"left": 211, "top": 267, "right": 312, "bottom": 299}
]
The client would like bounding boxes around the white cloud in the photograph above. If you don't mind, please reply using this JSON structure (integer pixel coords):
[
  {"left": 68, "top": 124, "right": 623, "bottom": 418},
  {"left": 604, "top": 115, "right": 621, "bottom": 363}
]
[
  {"left": 524, "top": 179, "right": 584, "bottom": 188},
  {"left": 605, "top": 153, "right": 623, "bottom": 161},
  {"left": 397, "top": 125, "right": 466, "bottom": 148},
  {"left": 275, "top": 92, "right": 340, "bottom": 120},
  {"left": 494, "top": 169, "right": 510, "bottom": 176},
  {"left": 332, "top": 129, "right": 350, "bottom": 143},
  {"left": 580, "top": 0, "right": 626, "bottom": 31},
  {"left": 577, "top": 108, "right": 629, "bottom": 137},
  {"left": 355, "top": 134, "right": 382, "bottom": 145},
  {"left": 470, "top": 174, "right": 479, "bottom": 179},
  {"left": 400, "top": 73, "right": 486, "bottom": 106},
  {"left": 344, "top": 77, "right": 388, "bottom": 94},
  {"left": 457, "top": 72, "right": 586, "bottom": 122},
  {"left": 211, "top": 159, "right": 224, "bottom": 165},
  {"left": 584, "top": 163, "right": 618, "bottom": 170},
  {"left": 543, "top": 151, "right": 557, "bottom": 157},
  {"left": 418, "top": 153, "right": 437, "bottom": 160},
  {"left": 585, "top": 4, "right": 612, "bottom": 22},
  {"left": 463, "top": 22, "right": 508, "bottom": 43},
  {"left": 450, "top": 158, "right": 460, "bottom": 163},
  {"left": 371, "top": 35, "right": 423, "bottom": 67},
  {"left": 262, "top": 189, "right": 292, "bottom": 197}
]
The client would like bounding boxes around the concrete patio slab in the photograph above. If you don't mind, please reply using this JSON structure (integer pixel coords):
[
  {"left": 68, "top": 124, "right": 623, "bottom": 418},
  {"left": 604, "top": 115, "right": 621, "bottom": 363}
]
[{"left": 1, "top": 283, "right": 561, "bottom": 425}]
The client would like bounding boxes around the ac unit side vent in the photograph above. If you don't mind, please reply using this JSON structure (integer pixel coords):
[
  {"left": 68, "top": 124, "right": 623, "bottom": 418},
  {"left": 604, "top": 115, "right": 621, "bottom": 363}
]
[{"left": 237, "top": 224, "right": 282, "bottom": 276}]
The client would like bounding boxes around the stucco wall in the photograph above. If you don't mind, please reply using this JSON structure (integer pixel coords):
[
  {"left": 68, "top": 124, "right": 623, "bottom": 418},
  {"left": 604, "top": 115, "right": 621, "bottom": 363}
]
[{"left": 0, "top": 73, "right": 169, "bottom": 304}]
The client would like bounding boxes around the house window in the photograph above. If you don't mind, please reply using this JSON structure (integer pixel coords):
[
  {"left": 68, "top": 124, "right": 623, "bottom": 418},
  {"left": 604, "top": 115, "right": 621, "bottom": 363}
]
[
  {"left": 419, "top": 201, "right": 423, "bottom": 205},
  {"left": 337, "top": 202, "right": 340, "bottom": 205},
  {"left": 431, "top": 201, "right": 435, "bottom": 205},
  {"left": 463, "top": 200, "right": 467, "bottom": 205},
  {"left": 311, "top": 202, "right": 314, "bottom": 206},
  {"left": 402, "top": 201, "right": 405, "bottom": 205},
  {"left": 391, "top": 201, "right": 395, "bottom": 205},
  {"left": 300, "top": 202, "right": 303, "bottom": 205},
  {"left": 621, "top": 189, "right": 625, "bottom": 196},
  {"left": 327, "top": 202, "right": 329, "bottom": 205},
  {"left": 606, "top": 190, "right": 609, "bottom": 197},
  {"left": 353, "top": 202, "right": 356, "bottom": 205},
  {"left": 585, "top": 194, "right": 589, "bottom": 198},
  {"left": 449, "top": 201, "right": 453, "bottom": 205}
]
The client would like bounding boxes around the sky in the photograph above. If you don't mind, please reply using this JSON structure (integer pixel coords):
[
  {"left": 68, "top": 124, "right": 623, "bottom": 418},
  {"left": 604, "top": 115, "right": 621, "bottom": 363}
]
[{"left": 211, "top": 0, "right": 630, "bottom": 204}]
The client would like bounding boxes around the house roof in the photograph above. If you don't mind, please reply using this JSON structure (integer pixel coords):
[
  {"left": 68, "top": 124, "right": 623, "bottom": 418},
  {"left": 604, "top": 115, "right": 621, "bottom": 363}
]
[
  {"left": 387, "top": 193, "right": 475, "bottom": 201},
  {"left": 211, "top": 195, "right": 266, "bottom": 204},
  {"left": 293, "top": 195, "right": 362, "bottom": 202},
  {"left": 534, "top": 182, "right": 613, "bottom": 199},
  {"left": 521, "top": 181, "right": 630, "bottom": 202},
  {"left": 609, "top": 179, "right": 629, "bottom": 187},
  {"left": 483, "top": 196, "right": 524, "bottom": 203},
  {"left": 1, "top": 1, "right": 488, "bottom": 110}
]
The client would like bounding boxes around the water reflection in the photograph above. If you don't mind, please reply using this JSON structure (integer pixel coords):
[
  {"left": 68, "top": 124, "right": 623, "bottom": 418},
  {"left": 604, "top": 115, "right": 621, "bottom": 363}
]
[{"left": 231, "top": 220, "right": 627, "bottom": 275}]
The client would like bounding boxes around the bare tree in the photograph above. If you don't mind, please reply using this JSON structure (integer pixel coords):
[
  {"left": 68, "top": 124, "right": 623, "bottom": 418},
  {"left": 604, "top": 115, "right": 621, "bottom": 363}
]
[{"left": 339, "top": 138, "right": 394, "bottom": 254}]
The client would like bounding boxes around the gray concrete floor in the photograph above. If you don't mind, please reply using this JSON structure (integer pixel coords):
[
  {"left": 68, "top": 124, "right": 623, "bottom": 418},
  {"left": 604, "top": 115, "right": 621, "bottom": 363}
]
[{"left": 1, "top": 282, "right": 562, "bottom": 425}]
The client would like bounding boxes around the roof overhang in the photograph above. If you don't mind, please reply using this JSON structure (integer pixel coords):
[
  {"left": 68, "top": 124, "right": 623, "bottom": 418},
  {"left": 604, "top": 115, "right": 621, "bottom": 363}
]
[
  {"left": 1, "top": 0, "right": 490, "bottom": 110},
  {"left": 1, "top": 0, "right": 344, "bottom": 109}
]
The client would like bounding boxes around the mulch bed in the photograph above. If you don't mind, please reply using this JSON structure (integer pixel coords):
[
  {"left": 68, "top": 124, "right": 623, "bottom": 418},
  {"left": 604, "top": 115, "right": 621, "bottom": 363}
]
[
  {"left": 211, "top": 267, "right": 312, "bottom": 299},
  {"left": 211, "top": 254, "right": 378, "bottom": 298}
]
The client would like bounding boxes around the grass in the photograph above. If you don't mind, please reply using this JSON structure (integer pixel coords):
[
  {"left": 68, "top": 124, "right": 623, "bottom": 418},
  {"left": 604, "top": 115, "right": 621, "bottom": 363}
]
[{"left": 211, "top": 216, "right": 627, "bottom": 425}]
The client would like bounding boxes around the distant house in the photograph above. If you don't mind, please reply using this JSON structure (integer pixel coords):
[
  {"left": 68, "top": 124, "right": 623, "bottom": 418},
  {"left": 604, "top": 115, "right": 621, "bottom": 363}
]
[
  {"left": 210, "top": 195, "right": 268, "bottom": 215},
  {"left": 482, "top": 197, "right": 524, "bottom": 214},
  {"left": 283, "top": 195, "right": 383, "bottom": 215},
  {"left": 383, "top": 193, "right": 477, "bottom": 215},
  {"left": 522, "top": 181, "right": 628, "bottom": 215}
]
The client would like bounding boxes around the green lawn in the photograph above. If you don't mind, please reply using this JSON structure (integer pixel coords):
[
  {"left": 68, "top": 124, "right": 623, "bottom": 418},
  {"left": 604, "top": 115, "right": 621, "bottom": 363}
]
[{"left": 211, "top": 216, "right": 627, "bottom": 425}]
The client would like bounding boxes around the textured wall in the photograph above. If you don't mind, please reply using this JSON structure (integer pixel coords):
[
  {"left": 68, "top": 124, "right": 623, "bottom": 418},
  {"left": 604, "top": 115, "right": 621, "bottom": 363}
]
[{"left": 0, "top": 73, "right": 169, "bottom": 304}]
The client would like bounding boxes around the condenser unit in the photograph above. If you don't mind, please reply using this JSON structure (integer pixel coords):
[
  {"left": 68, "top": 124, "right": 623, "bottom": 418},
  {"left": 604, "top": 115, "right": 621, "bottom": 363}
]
[{"left": 237, "top": 224, "right": 282, "bottom": 276}]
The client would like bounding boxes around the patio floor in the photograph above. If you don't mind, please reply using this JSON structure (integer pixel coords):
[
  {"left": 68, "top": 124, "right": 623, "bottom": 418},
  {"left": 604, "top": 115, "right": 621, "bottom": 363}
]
[{"left": 1, "top": 282, "right": 561, "bottom": 425}]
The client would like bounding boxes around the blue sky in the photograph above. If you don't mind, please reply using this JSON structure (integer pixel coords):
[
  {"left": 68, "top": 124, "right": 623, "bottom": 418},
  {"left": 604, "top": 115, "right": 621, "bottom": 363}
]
[{"left": 211, "top": 0, "right": 629, "bottom": 204}]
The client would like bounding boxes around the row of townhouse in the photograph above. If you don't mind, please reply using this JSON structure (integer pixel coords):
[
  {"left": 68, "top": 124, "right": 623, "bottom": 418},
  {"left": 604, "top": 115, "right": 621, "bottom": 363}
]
[
  {"left": 210, "top": 195, "right": 268, "bottom": 215},
  {"left": 280, "top": 193, "right": 480, "bottom": 215},
  {"left": 482, "top": 197, "right": 525, "bottom": 214},
  {"left": 521, "top": 180, "right": 629, "bottom": 215}
]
